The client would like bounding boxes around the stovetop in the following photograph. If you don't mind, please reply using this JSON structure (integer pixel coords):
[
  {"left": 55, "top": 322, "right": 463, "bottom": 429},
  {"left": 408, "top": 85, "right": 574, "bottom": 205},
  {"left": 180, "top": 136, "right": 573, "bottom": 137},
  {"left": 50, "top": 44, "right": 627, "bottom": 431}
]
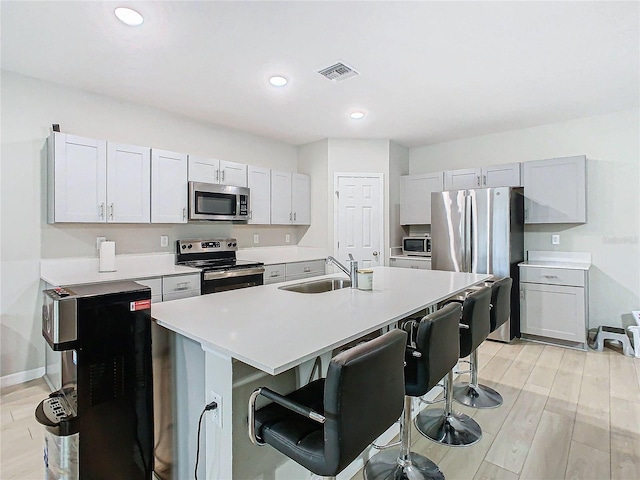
[{"left": 175, "top": 238, "right": 263, "bottom": 271}]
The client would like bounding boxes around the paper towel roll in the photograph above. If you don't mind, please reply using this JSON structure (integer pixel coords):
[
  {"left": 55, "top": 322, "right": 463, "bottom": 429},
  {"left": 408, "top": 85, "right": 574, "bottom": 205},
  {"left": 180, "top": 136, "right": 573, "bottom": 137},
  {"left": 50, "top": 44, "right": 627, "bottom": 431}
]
[{"left": 99, "top": 241, "right": 116, "bottom": 272}]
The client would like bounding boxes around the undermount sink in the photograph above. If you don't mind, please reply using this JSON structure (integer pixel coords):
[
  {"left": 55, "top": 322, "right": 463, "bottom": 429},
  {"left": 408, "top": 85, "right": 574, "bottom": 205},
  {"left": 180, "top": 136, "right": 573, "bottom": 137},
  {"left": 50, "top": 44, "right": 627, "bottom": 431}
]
[{"left": 278, "top": 277, "right": 352, "bottom": 294}]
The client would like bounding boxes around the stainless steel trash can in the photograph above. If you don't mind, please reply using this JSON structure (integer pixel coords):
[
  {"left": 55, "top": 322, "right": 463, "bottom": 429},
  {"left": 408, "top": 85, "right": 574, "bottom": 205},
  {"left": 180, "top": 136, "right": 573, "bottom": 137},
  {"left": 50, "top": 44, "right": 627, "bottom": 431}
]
[{"left": 35, "top": 390, "right": 79, "bottom": 480}]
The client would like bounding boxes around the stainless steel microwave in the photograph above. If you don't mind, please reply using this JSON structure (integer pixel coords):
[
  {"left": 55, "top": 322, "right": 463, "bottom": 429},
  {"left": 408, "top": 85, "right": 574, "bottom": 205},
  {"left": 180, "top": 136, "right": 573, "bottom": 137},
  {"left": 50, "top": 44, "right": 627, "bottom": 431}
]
[
  {"left": 188, "top": 182, "right": 249, "bottom": 221},
  {"left": 402, "top": 236, "right": 431, "bottom": 256}
]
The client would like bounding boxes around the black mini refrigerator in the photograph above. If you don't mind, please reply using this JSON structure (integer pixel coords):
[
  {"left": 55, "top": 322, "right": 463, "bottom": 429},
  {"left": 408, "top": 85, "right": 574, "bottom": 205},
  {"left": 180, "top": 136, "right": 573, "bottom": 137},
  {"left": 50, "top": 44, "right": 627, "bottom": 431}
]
[{"left": 37, "top": 280, "right": 154, "bottom": 479}]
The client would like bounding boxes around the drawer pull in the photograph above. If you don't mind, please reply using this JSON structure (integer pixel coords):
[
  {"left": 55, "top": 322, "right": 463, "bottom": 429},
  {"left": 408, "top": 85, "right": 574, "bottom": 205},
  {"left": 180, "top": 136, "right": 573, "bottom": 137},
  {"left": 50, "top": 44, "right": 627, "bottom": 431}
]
[
  {"left": 173, "top": 282, "right": 190, "bottom": 291},
  {"left": 542, "top": 275, "right": 558, "bottom": 279},
  {"left": 270, "top": 272, "right": 281, "bottom": 277},
  {"left": 304, "top": 267, "right": 311, "bottom": 272}
]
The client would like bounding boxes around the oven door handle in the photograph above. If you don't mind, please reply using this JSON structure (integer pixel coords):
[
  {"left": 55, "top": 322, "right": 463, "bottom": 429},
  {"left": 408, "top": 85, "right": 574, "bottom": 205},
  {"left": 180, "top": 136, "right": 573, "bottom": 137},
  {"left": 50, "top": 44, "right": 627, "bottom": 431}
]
[{"left": 203, "top": 267, "right": 265, "bottom": 281}]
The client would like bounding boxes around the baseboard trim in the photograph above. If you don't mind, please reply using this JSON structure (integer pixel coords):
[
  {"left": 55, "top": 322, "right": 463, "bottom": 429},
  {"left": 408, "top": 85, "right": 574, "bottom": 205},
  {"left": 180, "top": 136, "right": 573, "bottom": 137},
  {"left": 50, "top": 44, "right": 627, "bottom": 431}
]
[{"left": 1, "top": 367, "right": 45, "bottom": 389}]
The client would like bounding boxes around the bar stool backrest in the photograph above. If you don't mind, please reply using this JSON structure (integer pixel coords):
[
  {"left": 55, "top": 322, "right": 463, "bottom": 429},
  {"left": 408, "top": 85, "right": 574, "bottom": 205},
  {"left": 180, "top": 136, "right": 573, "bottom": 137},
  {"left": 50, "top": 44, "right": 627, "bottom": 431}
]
[
  {"left": 459, "top": 286, "right": 492, "bottom": 358},
  {"left": 405, "top": 302, "right": 462, "bottom": 397},
  {"left": 490, "top": 277, "right": 513, "bottom": 332}
]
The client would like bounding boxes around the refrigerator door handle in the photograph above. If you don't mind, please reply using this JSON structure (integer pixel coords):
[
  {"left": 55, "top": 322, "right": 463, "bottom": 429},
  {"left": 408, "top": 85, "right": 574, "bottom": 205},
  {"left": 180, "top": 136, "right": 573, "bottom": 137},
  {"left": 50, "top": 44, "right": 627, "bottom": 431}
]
[{"left": 464, "top": 191, "right": 473, "bottom": 272}]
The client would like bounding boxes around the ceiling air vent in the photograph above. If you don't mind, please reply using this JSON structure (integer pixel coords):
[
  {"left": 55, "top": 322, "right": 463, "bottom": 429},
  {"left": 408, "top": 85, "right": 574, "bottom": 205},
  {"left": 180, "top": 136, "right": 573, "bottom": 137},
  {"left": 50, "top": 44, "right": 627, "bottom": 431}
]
[{"left": 317, "top": 62, "right": 359, "bottom": 82}]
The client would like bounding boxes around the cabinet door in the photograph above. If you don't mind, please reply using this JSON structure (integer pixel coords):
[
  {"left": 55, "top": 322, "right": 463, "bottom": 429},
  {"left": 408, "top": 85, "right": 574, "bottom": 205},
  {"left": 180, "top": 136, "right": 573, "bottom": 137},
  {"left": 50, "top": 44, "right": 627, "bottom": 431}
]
[
  {"left": 106, "top": 142, "right": 151, "bottom": 223},
  {"left": 49, "top": 132, "right": 107, "bottom": 223},
  {"left": 270, "top": 170, "right": 292, "bottom": 224},
  {"left": 188, "top": 155, "right": 219, "bottom": 183},
  {"left": 482, "top": 163, "right": 521, "bottom": 187},
  {"left": 444, "top": 168, "right": 481, "bottom": 190},
  {"left": 151, "top": 149, "right": 188, "bottom": 223},
  {"left": 264, "top": 264, "right": 286, "bottom": 284},
  {"left": 247, "top": 165, "right": 271, "bottom": 224},
  {"left": 520, "top": 282, "right": 586, "bottom": 343},
  {"left": 523, "top": 156, "right": 586, "bottom": 223},
  {"left": 219, "top": 160, "right": 247, "bottom": 187},
  {"left": 400, "top": 172, "right": 443, "bottom": 224},
  {"left": 291, "top": 173, "right": 310, "bottom": 225}
]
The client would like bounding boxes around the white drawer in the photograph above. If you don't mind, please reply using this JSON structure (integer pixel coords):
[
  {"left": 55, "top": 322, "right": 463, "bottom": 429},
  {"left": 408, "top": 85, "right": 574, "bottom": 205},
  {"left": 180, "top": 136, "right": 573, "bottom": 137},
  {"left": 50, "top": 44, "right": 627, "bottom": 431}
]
[
  {"left": 286, "top": 260, "right": 325, "bottom": 278},
  {"left": 163, "top": 290, "right": 200, "bottom": 302},
  {"left": 264, "top": 264, "right": 286, "bottom": 284},
  {"left": 519, "top": 266, "right": 585, "bottom": 287},
  {"left": 390, "top": 257, "right": 431, "bottom": 270},
  {"left": 135, "top": 277, "right": 162, "bottom": 297},
  {"left": 163, "top": 273, "right": 201, "bottom": 295}
]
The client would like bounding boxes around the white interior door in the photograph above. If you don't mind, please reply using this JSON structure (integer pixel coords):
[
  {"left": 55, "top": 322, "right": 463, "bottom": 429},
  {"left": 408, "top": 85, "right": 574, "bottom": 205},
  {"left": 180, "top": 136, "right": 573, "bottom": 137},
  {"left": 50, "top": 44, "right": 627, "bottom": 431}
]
[{"left": 335, "top": 174, "right": 384, "bottom": 269}]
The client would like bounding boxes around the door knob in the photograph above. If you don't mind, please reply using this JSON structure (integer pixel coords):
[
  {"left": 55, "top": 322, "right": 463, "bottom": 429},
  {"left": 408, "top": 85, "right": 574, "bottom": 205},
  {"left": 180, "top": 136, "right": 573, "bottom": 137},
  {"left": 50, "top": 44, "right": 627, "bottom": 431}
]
[{"left": 373, "top": 251, "right": 379, "bottom": 257}]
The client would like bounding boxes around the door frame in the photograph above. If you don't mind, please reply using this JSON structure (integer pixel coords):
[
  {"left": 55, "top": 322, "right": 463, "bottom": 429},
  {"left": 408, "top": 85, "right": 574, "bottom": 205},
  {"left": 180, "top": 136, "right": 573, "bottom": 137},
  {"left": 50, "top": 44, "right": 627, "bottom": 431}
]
[{"left": 333, "top": 172, "right": 385, "bottom": 264}]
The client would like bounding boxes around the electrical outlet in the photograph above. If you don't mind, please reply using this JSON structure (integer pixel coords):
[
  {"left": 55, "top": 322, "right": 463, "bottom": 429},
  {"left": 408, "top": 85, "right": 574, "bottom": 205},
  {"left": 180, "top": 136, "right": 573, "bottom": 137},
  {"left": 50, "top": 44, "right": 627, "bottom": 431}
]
[
  {"left": 552, "top": 234, "right": 560, "bottom": 245},
  {"left": 210, "top": 391, "right": 223, "bottom": 428},
  {"left": 160, "top": 235, "right": 169, "bottom": 247},
  {"left": 96, "top": 236, "right": 106, "bottom": 250},
  {"left": 285, "top": 234, "right": 290, "bottom": 243},
  {"left": 253, "top": 234, "right": 259, "bottom": 244}
]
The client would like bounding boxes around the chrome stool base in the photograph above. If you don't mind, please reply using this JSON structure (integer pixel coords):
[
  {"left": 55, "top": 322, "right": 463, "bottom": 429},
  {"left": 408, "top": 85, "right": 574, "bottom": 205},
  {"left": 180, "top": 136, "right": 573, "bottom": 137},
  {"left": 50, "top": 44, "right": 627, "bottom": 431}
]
[
  {"left": 415, "top": 408, "right": 482, "bottom": 447},
  {"left": 364, "top": 448, "right": 445, "bottom": 480},
  {"left": 453, "top": 382, "right": 503, "bottom": 409}
]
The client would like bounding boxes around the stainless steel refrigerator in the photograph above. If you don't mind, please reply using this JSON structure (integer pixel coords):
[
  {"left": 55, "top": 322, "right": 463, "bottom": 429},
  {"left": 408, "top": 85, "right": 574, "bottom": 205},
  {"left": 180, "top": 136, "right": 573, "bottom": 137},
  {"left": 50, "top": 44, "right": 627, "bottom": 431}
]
[{"left": 431, "top": 187, "right": 524, "bottom": 342}]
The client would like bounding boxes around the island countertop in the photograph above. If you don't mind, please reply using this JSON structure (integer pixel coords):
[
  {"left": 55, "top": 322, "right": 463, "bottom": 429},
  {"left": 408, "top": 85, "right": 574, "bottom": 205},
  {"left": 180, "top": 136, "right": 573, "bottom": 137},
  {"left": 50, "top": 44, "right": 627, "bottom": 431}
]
[{"left": 152, "top": 266, "right": 490, "bottom": 375}]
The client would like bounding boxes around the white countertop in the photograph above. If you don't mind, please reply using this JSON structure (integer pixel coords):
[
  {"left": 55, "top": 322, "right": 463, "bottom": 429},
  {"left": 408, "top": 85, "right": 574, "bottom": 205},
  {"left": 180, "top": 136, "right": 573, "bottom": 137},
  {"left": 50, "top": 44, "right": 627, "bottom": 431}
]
[
  {"left": 236, "top": 246, "right": 329, "bottom": 264},
  {"left": 519, "top": 250, "right": 592, "bottom": 271},
  {"left": 40, "top": 253, "right": 200, "bottom": 286},
  {"left": 151, "top": 267, "right": 490, "bottom": 375}
]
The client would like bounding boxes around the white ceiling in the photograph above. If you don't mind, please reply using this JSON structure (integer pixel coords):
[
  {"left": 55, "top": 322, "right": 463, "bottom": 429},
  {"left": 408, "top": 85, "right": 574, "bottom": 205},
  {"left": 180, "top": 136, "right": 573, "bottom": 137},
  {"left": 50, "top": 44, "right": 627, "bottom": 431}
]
[{"left": 2, "top": 1, "right": 638, "bottom": 147}]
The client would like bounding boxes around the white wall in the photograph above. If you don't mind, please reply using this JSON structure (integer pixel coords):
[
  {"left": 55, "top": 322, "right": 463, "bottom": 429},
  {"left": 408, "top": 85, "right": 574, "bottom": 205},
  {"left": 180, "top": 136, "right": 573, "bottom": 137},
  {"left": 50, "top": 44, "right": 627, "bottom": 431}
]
[
  {"left": 410, "top": 109, "right": 640, "bottom": 329},
  {"left": 0, "top": 72, "right": 301, "bottom": 377},
  {"left": 389, "top": 141, "right": 410, "bottom": 253},
  {"left": 297, "top": 139, "right": 329, "bottom": 248}
]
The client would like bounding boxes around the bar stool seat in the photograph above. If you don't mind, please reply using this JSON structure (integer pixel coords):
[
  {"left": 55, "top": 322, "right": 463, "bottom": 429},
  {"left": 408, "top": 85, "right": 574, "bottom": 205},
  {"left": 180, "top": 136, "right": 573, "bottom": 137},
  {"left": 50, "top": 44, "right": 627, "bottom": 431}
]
[
  {"left": 453, "top": 277, "right": 512, "bottom": 409},
  {"left": 414, "top": 287, "right": 491, "bottom": 447},
  {"left": 248, "top": 330, "right": 407, "bottom": 478},
  {"left": 364, "top": 303, "right": 462, "bottom": 480}
]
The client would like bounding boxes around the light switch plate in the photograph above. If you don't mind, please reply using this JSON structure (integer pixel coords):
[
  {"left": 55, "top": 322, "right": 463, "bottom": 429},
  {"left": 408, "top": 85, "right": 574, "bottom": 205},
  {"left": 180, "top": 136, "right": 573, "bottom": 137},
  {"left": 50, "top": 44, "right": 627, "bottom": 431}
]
[
  {"left": 160, "top": 235, "right": 169, "bottom": 247},
  {"left": 552, "top": 235, "right": 560, "bottom": 245},
  {"left": 285, "top": 234, "right": 290, "bottom": 243},
  {"left": 253, "top": 234, "right": 259, "bottom": 244}
]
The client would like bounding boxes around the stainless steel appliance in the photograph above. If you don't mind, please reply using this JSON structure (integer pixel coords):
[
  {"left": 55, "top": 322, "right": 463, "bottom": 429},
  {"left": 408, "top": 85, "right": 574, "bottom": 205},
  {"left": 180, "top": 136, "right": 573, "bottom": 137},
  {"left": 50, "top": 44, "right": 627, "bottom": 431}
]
[
  {"left": 37, "top": 281, "right": 154, "bottom": 479},
  {"left": 431, "top": 187, "right": 524, "bottom": 342},
  {"left": 188, "top": 181, "right": 249, "bottom": 221},
  {"left": 402, "top": 235, "right": 432, "bottom": 256},
  {"left": 176, "top": 238, "right": 264, "bottom": 294}
]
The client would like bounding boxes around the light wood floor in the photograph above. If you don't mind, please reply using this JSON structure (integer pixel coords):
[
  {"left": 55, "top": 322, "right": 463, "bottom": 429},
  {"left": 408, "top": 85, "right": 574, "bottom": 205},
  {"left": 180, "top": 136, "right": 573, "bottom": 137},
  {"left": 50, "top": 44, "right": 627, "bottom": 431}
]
[{"left": 1, "top": 340, "right": 639, "bottom": 479}]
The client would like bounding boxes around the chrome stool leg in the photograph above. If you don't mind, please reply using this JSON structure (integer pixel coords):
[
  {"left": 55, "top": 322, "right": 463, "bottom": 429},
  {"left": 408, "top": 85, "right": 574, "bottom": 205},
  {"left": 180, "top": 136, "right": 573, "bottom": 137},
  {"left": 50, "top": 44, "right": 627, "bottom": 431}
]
[
  {"left": 364, "top": 397, "right": 444, "bottom": 480},
  {"left": 453, "top": 349, "right": 503, "bottom": 409},
  {"left": 414, "top": 371, "right": 482, "bottom": 447}
]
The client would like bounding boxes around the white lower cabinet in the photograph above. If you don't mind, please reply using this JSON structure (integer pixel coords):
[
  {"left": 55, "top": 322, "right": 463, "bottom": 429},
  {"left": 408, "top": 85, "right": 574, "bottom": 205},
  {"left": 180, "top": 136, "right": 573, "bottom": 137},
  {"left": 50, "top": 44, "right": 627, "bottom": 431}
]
[
  {"left": 389, "top": 257, "right": 432, "bottom": 270},
  {"left": 264, "top": 264, "right": 286, "bottom": 284},
  {"left": 520, "top": 265, "right": 588, "bottom": 347},
  {"left": 135, "top": 273, "right": 201, "bottom": 302},
  {"left": 264, "top": 260, "right": 326, "bottom": 284}
]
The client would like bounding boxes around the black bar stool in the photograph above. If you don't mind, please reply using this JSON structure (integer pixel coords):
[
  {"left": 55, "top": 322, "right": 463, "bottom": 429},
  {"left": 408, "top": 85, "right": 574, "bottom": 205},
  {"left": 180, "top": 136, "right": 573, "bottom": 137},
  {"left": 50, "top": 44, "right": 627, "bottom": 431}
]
[
  {"left": 414, "top": 286, "right": 491, "bottom": 447},
  {"left": 248, "top": 329, "right": 407, "bottom": 479},
  {"left": 453, "top": 277, "right": 513, "bottom": 409},
  {"left": 364, "top": 302, "right": 462, "bottom": 480}
]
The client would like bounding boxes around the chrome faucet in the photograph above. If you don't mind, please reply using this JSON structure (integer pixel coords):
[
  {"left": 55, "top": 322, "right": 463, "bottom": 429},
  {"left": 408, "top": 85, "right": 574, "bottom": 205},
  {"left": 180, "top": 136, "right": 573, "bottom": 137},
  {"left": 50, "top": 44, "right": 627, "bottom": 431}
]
[{"left": 326, "top": 254, "right": 358, "bottom": 288}]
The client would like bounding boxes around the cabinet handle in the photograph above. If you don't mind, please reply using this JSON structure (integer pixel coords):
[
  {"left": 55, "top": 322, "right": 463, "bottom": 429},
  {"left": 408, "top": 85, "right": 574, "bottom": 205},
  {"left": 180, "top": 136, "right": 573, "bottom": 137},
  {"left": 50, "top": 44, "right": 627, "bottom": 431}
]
[
  {"left": 289, "top": 212, "right": 292, "bottom": 222},
  {"left": 477, "top": 175, "right": 481, "bottom": 186},
  {"left": 109, "top": 203, "right": 114, "bottom": 220},
  {"left": 221, "top": 170, "right": 225, "bottom": 183},
  {"left": 520, "top": 288, "right": 525, "bottom": 299},
  {"left": 215, "top": 170, "right": 219, "bottom": 182},
  {"left": 293, "top": 212, "right": 296, "bottom": 222},
  {"left": 542, "top": 275, "right": 558, "bottom": 279},
  {"left": 270, "top": 272, "right": 280, "bottom": 277},
  {"left": 304, "top": 267, "right": 311, "bottom": 272},
  {"left": 99, "top": 203, "right": 105, "bottom": 220},
  {"left": 249, "top": 210, "right": 252, "bottom": 220},
  {"left": 483, "top": 175, "right": 486, "bottom": 186},
  {"left": 183, "top": 207, "right": 187, "bottom": 220}
]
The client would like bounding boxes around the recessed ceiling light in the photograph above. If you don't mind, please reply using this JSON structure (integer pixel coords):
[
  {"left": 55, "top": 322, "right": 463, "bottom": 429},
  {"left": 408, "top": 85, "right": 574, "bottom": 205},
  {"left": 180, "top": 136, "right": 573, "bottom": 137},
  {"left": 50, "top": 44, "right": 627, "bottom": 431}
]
[
  {"left": 269, "top": 76, "right": 288, "bottom": 87},
  {"left": 350, "top": 111, "right": 365, "bottom": 120},
  {"left": 114, "top": 7, "right": 144, "bottom": 26}
]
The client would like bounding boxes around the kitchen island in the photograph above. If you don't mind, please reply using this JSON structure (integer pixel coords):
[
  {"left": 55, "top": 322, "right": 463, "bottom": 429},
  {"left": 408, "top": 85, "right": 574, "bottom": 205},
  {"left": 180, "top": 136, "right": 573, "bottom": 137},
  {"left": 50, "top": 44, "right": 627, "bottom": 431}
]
[{"left": 152, "top": 266, "right": 490, "bottom": 480}]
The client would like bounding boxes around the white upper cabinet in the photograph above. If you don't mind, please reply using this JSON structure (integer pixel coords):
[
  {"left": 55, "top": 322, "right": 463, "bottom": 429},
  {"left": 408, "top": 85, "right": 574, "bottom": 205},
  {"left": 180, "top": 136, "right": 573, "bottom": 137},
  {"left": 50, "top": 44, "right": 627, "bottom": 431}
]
[
  {"left": 188, "top": 155, "right": 247, "bottom": 187},
  {"left": 482, "top": 163, "right": 521, "bottom": 187},
  {"left": 270, "top": 171, "right": 310, "bottom": 225},
  {"left": 291, "top": 173, "right": 311, "bottom": 225},
  {"left": 106, "top": 142, "right": 150, "bottom": 223},
  {"left": 48, "top": 133, "right": 150, "bottom": 223},
  {"left": 48, "top": 132, "right": 107, "bottom": 223},
  {"left": 151, "top": 149, "right": 188, "bottom": 223},
  {"left": 400, "top": 172, "right": 444, "bottom": 225},
  {"left": 444, "top": 163, "right": 521, "bottom": 190},
  {"left": 444, "top": 168, "right": 482, "bottom": 190},
  {"left": 270, "top": 170, "right": 293, "bottom": 224},
  {"left": 247, "top": 165, "right": 271, "bottom": 224},
  {"left": 523, "top": 156, "right": 586, "bottom": 224}
]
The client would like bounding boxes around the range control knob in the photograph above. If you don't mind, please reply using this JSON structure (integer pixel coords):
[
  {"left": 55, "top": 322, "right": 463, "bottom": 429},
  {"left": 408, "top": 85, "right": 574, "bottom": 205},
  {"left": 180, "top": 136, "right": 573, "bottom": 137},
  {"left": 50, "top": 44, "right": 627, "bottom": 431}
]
[
  {"left": 181, "top": 245, "right": 186, "bottom": 249},
  {"left": 187, "top": 244, "right": 192, "bottom": 249},
  {"left": 227, "top": 243, "right": 232, "bottom": 247},
  {"left": 232, "top": 242, "right": 237, "bottom": 247}
]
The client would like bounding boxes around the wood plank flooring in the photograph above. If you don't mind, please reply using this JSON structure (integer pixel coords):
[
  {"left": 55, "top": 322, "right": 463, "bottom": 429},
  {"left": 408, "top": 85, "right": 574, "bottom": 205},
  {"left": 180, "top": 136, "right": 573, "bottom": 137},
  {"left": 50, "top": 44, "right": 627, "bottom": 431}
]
[
  {"left": 1, "top": 340, "right": 639, "bottom": 479},
  {"left": 353, "top": 340, "right": 640, "bottom": 480}
]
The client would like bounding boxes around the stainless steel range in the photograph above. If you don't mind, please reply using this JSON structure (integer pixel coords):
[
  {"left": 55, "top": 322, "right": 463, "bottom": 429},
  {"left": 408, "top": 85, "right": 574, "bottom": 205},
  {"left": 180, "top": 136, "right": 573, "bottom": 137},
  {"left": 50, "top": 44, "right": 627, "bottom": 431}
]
[{"left": 176, "top": 238, "right": 264, "bottom": 295}]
